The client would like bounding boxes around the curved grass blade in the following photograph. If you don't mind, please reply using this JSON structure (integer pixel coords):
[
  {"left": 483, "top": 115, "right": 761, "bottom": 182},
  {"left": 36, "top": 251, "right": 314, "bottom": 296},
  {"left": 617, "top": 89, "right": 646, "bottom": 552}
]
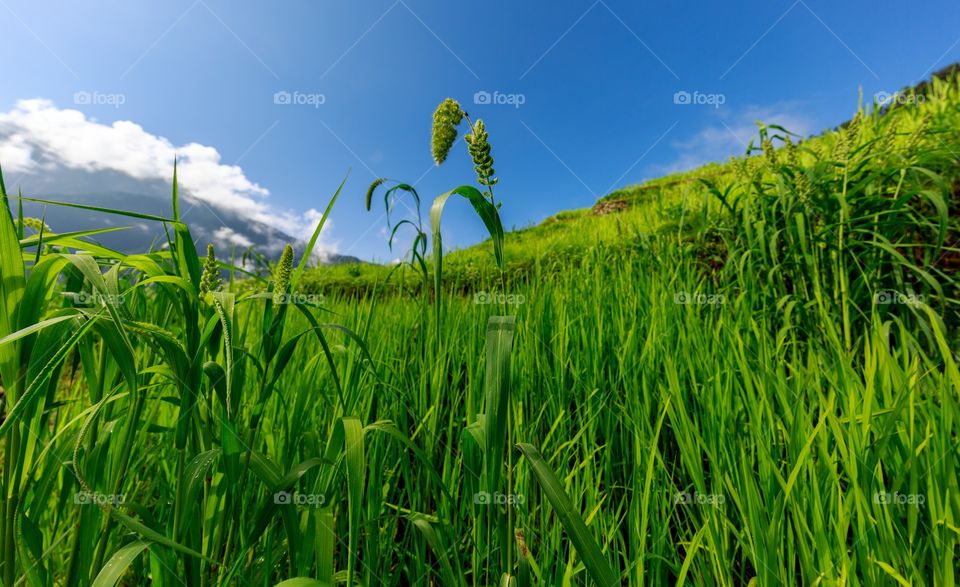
[
  {"left": 292, "top": 173, "right": 348, "bottom": 291},
  {"left": 430, "top": 184, "right": 505, "bottom": 293},
  {"left": 514, "top": 443, "right": 618, "bottom": 586},
  {"left": 107, "top": 509, "right": 210, "bottom": 562},
  {"left": 18, "top": 226, "right": 128, "bottom": 248},
  {"left": 91, "top": 541, "right": 151, "bottom": 587},
  {"left": 177, "top": 450, "right": 220, "bottom": 537},
  {"left": 483, "top": 316, "right": 516, "bottom": 493},
  {"left": 322, "top": 417, "right": 365, "bottom": 585},
  {"left": 409, "top": 513, "right": 464, "bottom": 587},
  {"left": 674, "top": 522, "right": 708, "bottom": 587},
  {"left": 0, "top": 312, "right": 101, "bottom": 439},
  {"left": 16, "top": 195, "right": 174, "bottom": 223},
  {"left": 0, "top": 313, "right": 78, "bottom": 347},
  {"left": 272, "top": 579, "right": 332, "bottom": 587}
]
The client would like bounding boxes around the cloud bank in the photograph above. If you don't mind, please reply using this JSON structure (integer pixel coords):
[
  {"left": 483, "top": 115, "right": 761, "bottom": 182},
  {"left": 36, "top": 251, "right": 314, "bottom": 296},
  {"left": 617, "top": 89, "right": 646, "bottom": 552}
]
[{"left": 0, "top": 99, "right": 336, "bottom": 257}]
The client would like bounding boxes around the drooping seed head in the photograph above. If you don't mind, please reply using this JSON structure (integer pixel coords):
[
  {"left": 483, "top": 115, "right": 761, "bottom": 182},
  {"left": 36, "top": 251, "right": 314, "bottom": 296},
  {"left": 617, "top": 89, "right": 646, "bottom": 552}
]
[
  {"left": 366, "top": 177, "right": 386, "bottom": 211},
  {"left": 431, "top": 98, "right": 464, "bottom": 165},
  {"left": 18, "top": 217, "right": 52, "bottom": 233},
  {"left": 273, "top": 244, "right": 294, "bottom": 305}
]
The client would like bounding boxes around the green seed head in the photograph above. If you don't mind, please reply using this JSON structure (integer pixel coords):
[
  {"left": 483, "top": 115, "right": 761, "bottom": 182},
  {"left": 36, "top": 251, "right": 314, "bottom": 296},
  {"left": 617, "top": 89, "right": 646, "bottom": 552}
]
[
  {"left": 273, "top": 244, "right": 294, "bottom": 305},
  {"left": 366, "top": 177, "right": 386, "bottom": 211},
  {"left": 431, "top": 98, "right": 464, "bottom": 165},
  {"left": 833, "top": 113, "right": 862, "bottom": 164},
  {"left": 17, "top": 217, "right": 51, "bottom": 233},
  {"left": 783, "top": 135, "right": 798, "bottom": 166},
  {"left": 465, "top": 119, "right": 498, "bottom": 188},
  {"left": 880, "top": 120, "right": 899, "bottom": 156},
  {"left": 762, "top": 137, "right": 778, "bottom": 168},
  {"left": 903, "top": 114, "right": 928, "bottom": 153},
  {"left": 200, "top": 243, "right": 221, "bottom": 295}
]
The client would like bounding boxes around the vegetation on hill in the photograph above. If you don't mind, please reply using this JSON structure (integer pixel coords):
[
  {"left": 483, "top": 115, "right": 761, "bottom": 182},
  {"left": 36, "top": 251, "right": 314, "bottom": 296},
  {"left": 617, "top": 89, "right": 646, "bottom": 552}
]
[
  {"left": 304, "top": 66, "right": 960, "bottom": 314},
  {"left": 0, "top": 68, "right": 957, "bottom": 585}
]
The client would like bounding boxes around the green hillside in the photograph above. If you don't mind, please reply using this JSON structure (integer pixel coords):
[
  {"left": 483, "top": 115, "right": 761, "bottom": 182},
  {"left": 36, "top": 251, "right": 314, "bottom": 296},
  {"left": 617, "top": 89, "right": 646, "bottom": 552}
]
[
  {"left": 0, "top": 67, "right": 958, "bottom": 585},
  {"left": 303, "top": 66, "right": 960, "bottom": 308}
]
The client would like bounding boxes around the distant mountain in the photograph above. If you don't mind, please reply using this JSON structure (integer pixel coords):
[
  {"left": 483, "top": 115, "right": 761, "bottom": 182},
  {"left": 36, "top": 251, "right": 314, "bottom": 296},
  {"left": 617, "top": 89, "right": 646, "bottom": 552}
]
[
  {"left": 326, "top": 254, "right": 365, "bottom": 265},
  {"left": 1, "top": 98, "right": 343, "bottom": 263},
  {"left": 4, "top": 160, "right": 347, "bottom": 263}
]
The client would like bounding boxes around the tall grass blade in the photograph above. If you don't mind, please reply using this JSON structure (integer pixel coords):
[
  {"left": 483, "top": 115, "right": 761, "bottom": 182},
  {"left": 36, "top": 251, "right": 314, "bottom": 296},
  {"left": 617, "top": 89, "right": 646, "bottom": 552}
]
[
  {"left": 515, "top": 443, "right": 618, "bottom": 586},
  {"left": 91, "top": 541, "right": 152, "bottom": 587}
]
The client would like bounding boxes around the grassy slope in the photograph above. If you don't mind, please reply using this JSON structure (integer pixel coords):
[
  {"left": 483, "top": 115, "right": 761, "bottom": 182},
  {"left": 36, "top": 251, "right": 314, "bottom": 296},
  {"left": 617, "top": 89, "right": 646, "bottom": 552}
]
[
  {"left": 1, "top": 68, "right": 958, "bottom": 586},
  {"left": 303, "top": 68, "right": 959, "bottom": 301},
  {"left": 288, "top": 70, "right": 960, "bottom": 582}
]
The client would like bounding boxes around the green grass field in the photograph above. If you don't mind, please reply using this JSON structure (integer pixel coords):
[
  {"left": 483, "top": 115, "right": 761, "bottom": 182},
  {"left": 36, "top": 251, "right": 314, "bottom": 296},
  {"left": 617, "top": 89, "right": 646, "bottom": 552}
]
[{"left": 0, "top": 70, "right": 958, "bottom": 586}]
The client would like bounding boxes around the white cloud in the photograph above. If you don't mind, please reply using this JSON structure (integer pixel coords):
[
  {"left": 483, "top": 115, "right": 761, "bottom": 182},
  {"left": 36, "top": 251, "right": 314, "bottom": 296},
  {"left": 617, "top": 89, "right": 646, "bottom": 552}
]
[
  {"left": 0, "top": 132, "right": 34, "bottom": 171},
  {"left": 649, "top": 103, "right": 816, "bottom": 176},
  {"left": 213, "top": 226, "right": 254, "bottom": 248},
  {"left": 0, "top": 99, "right": 337, "bottom": 258}
]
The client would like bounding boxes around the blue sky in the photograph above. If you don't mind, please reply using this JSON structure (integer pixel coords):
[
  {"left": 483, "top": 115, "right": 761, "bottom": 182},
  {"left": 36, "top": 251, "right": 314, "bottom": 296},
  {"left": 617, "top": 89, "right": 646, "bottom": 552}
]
[{"left": 2, "top": 0, "right": 959, "bottom": 261}]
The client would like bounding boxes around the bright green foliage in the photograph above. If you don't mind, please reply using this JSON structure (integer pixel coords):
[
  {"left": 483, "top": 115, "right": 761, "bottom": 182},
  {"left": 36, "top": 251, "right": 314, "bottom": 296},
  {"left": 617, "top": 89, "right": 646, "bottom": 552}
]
[{"left": 0, "top": 70, "right": 957, "bottom": 586}]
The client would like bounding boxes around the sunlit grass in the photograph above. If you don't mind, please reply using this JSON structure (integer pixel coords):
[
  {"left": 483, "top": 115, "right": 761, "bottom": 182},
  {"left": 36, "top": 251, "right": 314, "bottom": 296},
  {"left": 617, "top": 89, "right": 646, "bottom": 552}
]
[{"left": 0, "top": 73, "right": 957, "bottom": 586}]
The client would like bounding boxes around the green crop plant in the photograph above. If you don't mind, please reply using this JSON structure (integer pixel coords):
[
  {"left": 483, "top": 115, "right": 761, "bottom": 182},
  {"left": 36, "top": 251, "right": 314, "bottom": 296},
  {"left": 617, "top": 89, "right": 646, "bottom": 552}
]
[{"left": 0, "top": 72, "right": 957, "bottom": 586}]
